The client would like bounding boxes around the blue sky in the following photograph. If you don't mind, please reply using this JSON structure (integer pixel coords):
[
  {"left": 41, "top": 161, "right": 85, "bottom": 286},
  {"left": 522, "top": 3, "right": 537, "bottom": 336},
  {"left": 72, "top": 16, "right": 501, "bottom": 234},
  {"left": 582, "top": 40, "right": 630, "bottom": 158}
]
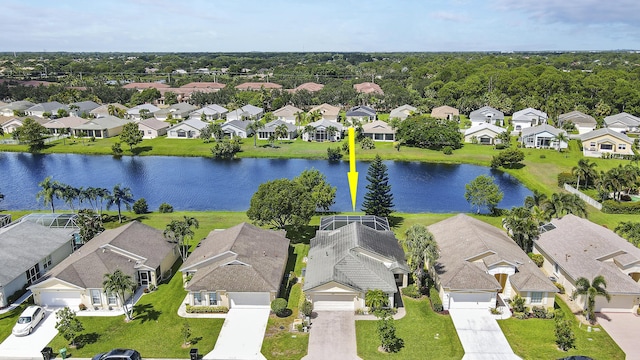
[{"left": 2, "top": 0, "right": 639, "bottom": 52}]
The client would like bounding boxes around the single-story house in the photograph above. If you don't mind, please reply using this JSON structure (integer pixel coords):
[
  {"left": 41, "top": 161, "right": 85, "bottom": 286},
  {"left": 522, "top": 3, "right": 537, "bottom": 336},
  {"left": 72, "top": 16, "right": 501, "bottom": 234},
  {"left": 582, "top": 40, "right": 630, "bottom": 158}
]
[
  {"left": 235, "top": 82, "right": 282, "bottom": 91},
  {"left": 0, "top": 216, "right": 78, "bottom": 308},
  {"left": 25, "top": 101, "right": 68, "bottom": 118},
  {"left": 138, "top": 118, "right": 169, "bottom": 139},
  {"left": 179, "top": 82, "right": 226, "bottom": 91},
  {"left": 534, "top": 215, "right": 640, "bottom": 313},
  {"left": 69, "top": 101, "right": 100, "bottom": 117},
  {"left": 273, "top": 105, "right": 303, "bottom": 124},
  {"left": 0, "top": 100, "right": 34, "bottom": 117},
  {"left": 166, "top": 119, "right": 208, "bottom": 139},
  {"left": 122, "top": 82, "right": 170, "bottom": 91},
  {"left": 511, "top": 107, "right": 548, "bottom": 131},
  {"left": 362, "top": 120, "right": 396, "bottom": 141},
  {"left": 520, "top": 124, "right": 568, "bottom": 150},
  {"left": 30, "top": 221, "right": 179, "bottom": 310},
  {"left": 226, "top": 104, "right": 264, "bottom": 121},
  {"left": 604, "top": 112, "right": 640, "bottom": 133},
  {"left": 302, "top": 119, "right": 343, "bottom": 142},
  {"left": 464, "top": 123, "right": 507, "bottom": 145},
  {"left": 346, "top": 105, "right": 376, "bottom": 123},
  {"left": 257, "top": 120, "right": 297, "bottom": 140},
  {"left": 389, "top": 104, "right": 416, "bottom": 121},
  {"left": 303, "top": 216, "right": 409, "bottom": 311},
  {"left": 90, "top": 103, "right": 129, "bottom": 118},
  {"left": 190, "top": 104, "right": 228, "bottom": 121},
  {"left": 354, "top": 82, "right": 384, "bottom": 95},
  {"left": 43, "top": 116, "right": 88, "bottom": 135},
  {"left": 180, "top": 223, "right": 289, "bottom": 308},
  {"left": 290, "top": 82, "right": 324, "bottom": 93},
  {"left": 558, "top": 111, "right": 597, "bottom": 134},
  {"left": 309, "top": 103, "right": 340, "bottom": 122},
  {"left": 153, "top": 102, "right": 197, "bottom": 121},
  {"left": 126, "top": 104, "right": 160, "bottom": 121},
  {"left": 431, "top": 105, "right": 460, "bottom": 120},
  {"left": 1, "top": 117, "right": 37, "bottom": 134},
  {"left": 429, "top": 214, "right": 557, "bottom": 310},
  {"left": 72, "top": 116, "right": 131, "bottom": 138},
  {"left": 221, "top": 120, "right": 253, "bottom": 138},
  {"left": 470, "top": 106, "right": 504, "bottom": 127},
  {"left": 579, "top": 128, "right": 635, "bottom": 158}
]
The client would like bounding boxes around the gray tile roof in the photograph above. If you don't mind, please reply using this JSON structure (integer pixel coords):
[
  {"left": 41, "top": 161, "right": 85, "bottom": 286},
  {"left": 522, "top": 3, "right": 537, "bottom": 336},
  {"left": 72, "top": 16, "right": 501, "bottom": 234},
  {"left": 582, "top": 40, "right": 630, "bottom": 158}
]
[
  {"left": 264, "top": 119, "right": 297, "bottom": 132},
  {"left": 604, "top": 112, "right": 640, "bottom": 127},
  {"left": 166, "top": 119, "right": 208, "bottom": 131},
  {"left": 308, "top": 119, "right": 343, "bottom": 131},
  {"left": 181, "top": 223, "right": 289, "bottom": 293},
  {"left": 303, "top": 222, "right": 409, "bottom": 293},
  {"left": 27, "top": 101, "right": 67, "bottom": 113},
  {"left": 0, "top": 221, "right": 76, "bottom": 286},
  {"left": 428, "top": 214, "right": 557, "bottom": 293},
  {"left": 520, "top": 124, "right": 564, "bottom": 137},
  {"left": 90, "top": 103, "right": 129, "bottom": 116},
  {"left": 346, "top": 106, "right": 376, "bottom": 117},
  {"left": 154, "top": 102, "right": 197, "bottom": 117},
  {"left": 470, "top": 106, "right": 504, "bottom": 121},
  {"left": 512, "top": 107, "right": 548, "bottom": 121},
  {"left": 464, "top": 123, "right": 506, "bottom": 136},
  {"left": 535, "top": 215, "right": 640, "bottom": 295},
  {"left": 73, "top": 116, "right": 130, "bottom": 130},
  {"left": 558, "top": 110, "right": 596, "bottom": 126},
  {"left": 139, "top": 118, "right": 169, "bottom": 131},
  {"left": 389, "top": 105, "right": 417, "bottom": 120},
  {"left": 70, "top": 101, "right": 100, "bottom": 113},
  {"left": 127, "top": 104, "right": 160, "bottom": 115},
  {"left": 43, "top": 116, "right": 89, "bottom": 129},
  {"left": 579, "top": 128, "right": 633, "bottom": 143},
  {"left": 362, "top": 120, "right": 395, "bottom": 134},
  {"left": 0, "top": 101, "right": 35, "bottom": 112},
  {"left": 222, "top": 120, "right": 251, "bottom": 131}
]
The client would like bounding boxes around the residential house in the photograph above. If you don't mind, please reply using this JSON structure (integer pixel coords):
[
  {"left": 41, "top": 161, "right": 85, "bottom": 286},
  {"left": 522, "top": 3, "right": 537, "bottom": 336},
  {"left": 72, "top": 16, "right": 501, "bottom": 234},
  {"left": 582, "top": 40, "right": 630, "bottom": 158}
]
[
  {"left": 0, "top": 101, "right": 34, "bottom": 117},
  {"left": 389, "top": 104, "right": 416, "bottom": 121},
  {"left": 290, "top": 82, "right": 324, "bottom": 93},
  {"left": 25, "top": 101, "right": 68, "bottom": 118},
  {"left": 179, "top": 82, "right": 226, "bottom": 91},
  {"left": 309, "top": 103, "right": 340, "bottom": 122},
  {"left": 221, "top": 120, "right": 253, "bottom": 138},
  {"left": 138, "top": 118, "right": 169, "bottom": 139},
  {"left": 153, "top": 103, "right": 197, "bottom": 122},
  {"left": 126, "top": 104, "right": 160, "bottom": 121},
  {"left": 180, "top": 223, "right": 289, "bottom": 308},
  {"left": 354, "top": 82, "right": 384, "bottom": 95},
  {"left": 273, "top": 105, "right": 303, "bottom": 125},
  {"left": 190, "top": 104, "right": 228, "bottom": 121},
  {"left": 90, "top": 103, "right": 129, "bottom": 118},
  {"left": 362, "top": 120, "right": 396, "bottom": 141},
  {"left": 303, "top": 119, "right": 343, "bottom": 142},
  {"left": 534, "top": 215, "right": 640, "bottom": 313},
  {"left": 257, "top": 120, "right": 297, "bottom": 140},
  {"left": 69, "top": 101, "right": 100, "bottom": 117},
  {"left": 43, "top": 116, "right": 89, "bottom": 135},
  {"left": 604, "top": 112, "right": 640, "bottom": 133},
  {"left": 235, "top": 82, "right": 282, "bottom": 91},
  {"left": 520, "top": 124, "right": 568, "bottom": 150},
  {"left": 72, "top": 116, "right": 131, "bottom": 138},
  {"left": 511, "top": 107, "right": 548, "bottom": 131},
  {"left": 0, "top": 214, "right": 78, "bottom": 308},
  {"left": 579, "top": 128, "right": 635, "bottom": 158},
  {"left": 558, "top": 111, "right": 597, "bottom": 134},
  {"left": 122, "top": 82, "right": 170, "bottom": 91},
  {"left": 166, "top": 119, "right": 208, "bottom": 139},
  {"left": 429, "top": 214, "right": 557, "bottom": 310},
  {"left": 225, "top": 105, "right": 264, "bottom": 122},
  {"left": 464, "top": 123, "right": 507, "bottom": 145},
  {"left": 30, "top": 221, "right": 179, "bottom": 310},
  {"left": 303, "top": 216, "right": 409, "bottom": 311},
  {"left": 1, "top": 117, "right": 42, "bottom": 134},
  {"left": 470, "top": 106, "right": 505, "bottom": 127},
  {"left": 431, "top": 105, "right": 460, "bottom": 120},
  {"left": 345, "top": 105, "right": 376, "bottom": 123}
]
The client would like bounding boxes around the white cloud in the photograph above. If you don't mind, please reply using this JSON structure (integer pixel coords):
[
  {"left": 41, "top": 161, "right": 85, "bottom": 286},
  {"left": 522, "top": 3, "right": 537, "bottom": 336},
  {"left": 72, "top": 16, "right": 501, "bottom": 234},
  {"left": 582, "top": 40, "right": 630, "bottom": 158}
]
[{"left": 431, "top": 11, "right": 470, "bottom": 22}]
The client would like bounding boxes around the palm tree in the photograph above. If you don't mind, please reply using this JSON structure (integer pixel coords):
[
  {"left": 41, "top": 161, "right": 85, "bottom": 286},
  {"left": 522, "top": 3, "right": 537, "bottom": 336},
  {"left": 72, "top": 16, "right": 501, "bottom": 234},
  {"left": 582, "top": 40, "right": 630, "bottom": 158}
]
[
  {"left": 402, "top": 224, "right": 439, "bottom": 288},
  {"left": 163, "top": 216, "right": 199, "bottom": 261},
  {"left": 274, "top": 123, "right": 289, "bottom": 143},
  {"left": 560, "top": 193, "right": 588, "bottom": 218},
  {"left": 246, "top": 120, "right": 264, "bottom": 147},
  {"left": 615, "top": 221, "right": 640, "bottom": 247},
  {"left": 524, "top": 190, "right": 548, "bottom": 211},
  {"left": 308, "top": 110, "right": 322, "bottom": 123},
  {"left": 572, "top": 159, "right": 597, "bottom": 190},
  {"left": 36, "top": 176, "right": 63, "bottom": 213},
  {"left": 554, "top": 132, "right": 569, "bottom": 152},
  {"left": 294, "top": 111, "right": 308, "bottom": 128},
  {"left": 326, "top": 126, "right": 338, "bottom": 142},
  {"left": 60, "top": 184, "right": 80, "bottom": 212},
  {"left": 365, "top": 289, "right": 388, "bottom": 311},
  {"left": 544, "top": 193, "right": 565, "bottom": 219},
  {"left": 303, "top": 125, "right": 316, "bottom": 142},
  {"left": 502, "top": 206, "right": 539, "bottom": 252},
  {"left": 106, "top": 184, "right": 134, "bottom": 223},
  {"left": 210, "top": 123, "right": 223, "bottom": 142},
  {"left": 103, "top": 269, "right": 137, "bottom": 321},
  {"left": 574, "top": 275, "right": 610, "bottom": 324}
]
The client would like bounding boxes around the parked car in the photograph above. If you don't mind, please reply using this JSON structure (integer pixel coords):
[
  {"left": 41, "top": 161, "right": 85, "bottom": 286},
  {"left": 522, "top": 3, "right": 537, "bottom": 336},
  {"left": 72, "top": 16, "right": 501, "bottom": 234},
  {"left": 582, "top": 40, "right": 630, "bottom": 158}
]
[
  {"left": 12, "top": 305, "right": 46, "bottom": 336},
  {"left": 92, "top": 349, "right": 142, "bottom": 360}
]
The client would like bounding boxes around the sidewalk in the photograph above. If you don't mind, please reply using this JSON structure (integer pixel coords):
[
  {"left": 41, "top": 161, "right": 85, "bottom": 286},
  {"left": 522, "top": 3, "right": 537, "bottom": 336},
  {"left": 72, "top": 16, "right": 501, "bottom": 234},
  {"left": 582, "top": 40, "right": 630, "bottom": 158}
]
[{"left": 0, "top": 290, "right": 32, "bottom": 315}]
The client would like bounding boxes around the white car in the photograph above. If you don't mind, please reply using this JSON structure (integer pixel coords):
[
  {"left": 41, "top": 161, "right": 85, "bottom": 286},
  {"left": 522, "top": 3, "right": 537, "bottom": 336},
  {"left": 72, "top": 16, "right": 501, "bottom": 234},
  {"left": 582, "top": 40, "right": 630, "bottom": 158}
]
[{"left": 12, "top": 305, "right": 46, "bottom": 336}]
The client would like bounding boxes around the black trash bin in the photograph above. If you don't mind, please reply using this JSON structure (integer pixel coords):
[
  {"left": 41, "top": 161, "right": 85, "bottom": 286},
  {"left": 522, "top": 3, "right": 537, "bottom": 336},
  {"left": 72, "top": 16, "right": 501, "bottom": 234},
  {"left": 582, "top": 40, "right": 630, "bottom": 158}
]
[
  {"left": 41, "top": 347, "right": 53, "bottom": 360},
  {"left": 189, "top": 348, "right": 198, "bottom": 360}
]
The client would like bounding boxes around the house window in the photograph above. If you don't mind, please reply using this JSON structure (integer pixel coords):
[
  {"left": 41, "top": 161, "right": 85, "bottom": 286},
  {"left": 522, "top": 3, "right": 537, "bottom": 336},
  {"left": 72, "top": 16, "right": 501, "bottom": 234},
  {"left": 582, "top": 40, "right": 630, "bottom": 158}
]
[
  {"left": 554, "top": 262, "right": 559, "bottom": 275},
  {"left": 590, "top": 142, "right": 596, "bottom": 147},
  {"left": 107, "top": 292, "right": 117, "bottom": 305},
  {"left": 515, "top": 125, "right": 522, "bottom": 131},
  {"left": 42, "top": 255, "right": 52, "bottom": 270},
  {"left": 601, "top": 144, "right": 613, "bottom": 150},
  {"left": 177, "top": 130, "right": 186, "bottom": 138},
  {"left": 147, "top": 130, "right": 152, "bottom": 134},
  {"left": 530, "top": 292, "right": 543, "bottom": 304},
  {"left": 618, "top": 144, "right": 626, "bottom": 150},
  {"left": 91, "top": 289, "right": 101, "bottom": 305},
  {"left": 25, "top": 264, "right": 40, "bottom": 285},
  {"left": 209, "top": 292, "right": 218, "bottom": 305},
  {"left": 193, "top": 292, "right": 202, "bottom": 305}
]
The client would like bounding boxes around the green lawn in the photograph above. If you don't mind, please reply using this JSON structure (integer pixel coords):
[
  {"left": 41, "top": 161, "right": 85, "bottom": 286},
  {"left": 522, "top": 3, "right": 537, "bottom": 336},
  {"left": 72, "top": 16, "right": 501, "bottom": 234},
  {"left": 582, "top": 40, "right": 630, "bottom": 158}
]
[
  {"left": 356, "top": 297, "right": 463, "bottom": 360},
  {"left": 499, "top": 297, "right": 624, "bottom": 359},
  {"left": 47, "top": 261, "right": 224, "bottom": 358}
]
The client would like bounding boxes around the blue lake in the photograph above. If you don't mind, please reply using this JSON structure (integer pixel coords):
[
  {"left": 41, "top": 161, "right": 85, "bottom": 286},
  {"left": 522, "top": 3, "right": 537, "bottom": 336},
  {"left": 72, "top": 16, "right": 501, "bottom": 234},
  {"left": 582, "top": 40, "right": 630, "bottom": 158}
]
[{"left": 0, "top": 152, "right": 532, "bottom": 212}]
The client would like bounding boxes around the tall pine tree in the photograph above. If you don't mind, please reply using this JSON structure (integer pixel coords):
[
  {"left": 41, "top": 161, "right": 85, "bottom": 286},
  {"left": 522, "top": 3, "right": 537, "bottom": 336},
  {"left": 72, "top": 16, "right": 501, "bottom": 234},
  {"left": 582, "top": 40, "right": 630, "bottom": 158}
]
[{"left": 361, "top": 155, "right": 394, "bottom": 217}]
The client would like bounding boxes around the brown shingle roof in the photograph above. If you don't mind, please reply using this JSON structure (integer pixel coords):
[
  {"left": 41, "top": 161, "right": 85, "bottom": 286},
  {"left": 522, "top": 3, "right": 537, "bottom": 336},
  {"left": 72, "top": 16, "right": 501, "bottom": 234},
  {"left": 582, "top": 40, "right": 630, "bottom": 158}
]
[
  {"left": 179, "top": 82, "right": 226, "bottom": 89},
  {"left": 235, "top": 82, "right": 282, "bottom": 91},
  {"left": 354, "top": 82, "right": 383, "bottom": 95},
  {"left": 122, "top": 82, "right": 170, "bottom": 89}
]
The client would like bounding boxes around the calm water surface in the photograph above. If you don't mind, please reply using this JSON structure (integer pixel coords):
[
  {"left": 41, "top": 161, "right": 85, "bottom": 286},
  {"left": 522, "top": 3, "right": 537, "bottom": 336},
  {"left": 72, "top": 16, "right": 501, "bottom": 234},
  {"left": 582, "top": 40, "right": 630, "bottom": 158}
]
[{"left": 0, "top": 152, "right": 532, "bottom": 212}]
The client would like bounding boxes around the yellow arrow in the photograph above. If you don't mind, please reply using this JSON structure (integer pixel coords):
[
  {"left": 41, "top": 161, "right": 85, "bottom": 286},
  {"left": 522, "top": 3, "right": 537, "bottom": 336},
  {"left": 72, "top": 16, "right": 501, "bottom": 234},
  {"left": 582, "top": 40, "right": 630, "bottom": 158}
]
[{"left": 347, "top": 127, "right": 358, "bottom": 211}]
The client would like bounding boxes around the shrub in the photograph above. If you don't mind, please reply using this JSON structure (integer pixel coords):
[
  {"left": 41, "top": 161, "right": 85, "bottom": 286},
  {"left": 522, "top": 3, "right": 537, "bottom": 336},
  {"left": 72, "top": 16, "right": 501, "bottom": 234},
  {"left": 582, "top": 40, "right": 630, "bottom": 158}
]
[
  {"left": 555, "top": 318, "right": 576, "bottom": 351},
  {"left": 132, "top": 198, "right": 149, "bottom": 214},
  {"left": 554, "top": 282, "right": 565, "bottom": 294},
  {"left": 511, "top": 295, "right": 526, "bottom": 313},
  {"left": 401, "top": 284, "right": 421, "bottom": 298},
  {"left": 539, "top": 154, "right": 546, "bottom": 159},
  {"left": 531, "top": 306, "right": 547, "bottom": 319},
  {"left": 513, "top": 312, "right": 528, "bottom": 320},
  {"left": 327, "top": 146, "right": 343, "bottom": 161},
  {"left": 185, "top": 305, "right": 229, "bottom": 314},
  {"left": 360, "top": 137, "right": 375, "bottom": 150},
  {"left": 211, "top": 140, "right": 241, "bottom": 159},
  {"left": 602, "top": 200, "right": 640, "bottom": 214},
  {"left": 545, "top": 309, "right": 556, "bottom": 319},
  {"left": 557, "top": 172, "right": 577, "bottom": 187},
  {"left": 377, "top": 314, "right": 404, "bottom": 353},
  {"left": 158, "top": 202, "right": 174, "bottom": 213},
  {"left": 442, "top": 146, "right": 453, "bottom": 155},
  {"left": 111, "top": 142, "right": 123, "bottom": 156},
  {"left": 620, "top": 194, "right": 632, "bottom": 202},
  {"left": 495, "top": 143, "right": 507, "bottom": 150},
  {"left": 429, "top": 287, "right": 443, "bottom": 312},
  {"left": 528, "top": 253, "right": 544, "bottom": 267},
  {"left": 300, "top": 300, "right": 313, "bottom": 317},
  {"left": 271, "top": 298, "right": 288, "bottom": 317}
]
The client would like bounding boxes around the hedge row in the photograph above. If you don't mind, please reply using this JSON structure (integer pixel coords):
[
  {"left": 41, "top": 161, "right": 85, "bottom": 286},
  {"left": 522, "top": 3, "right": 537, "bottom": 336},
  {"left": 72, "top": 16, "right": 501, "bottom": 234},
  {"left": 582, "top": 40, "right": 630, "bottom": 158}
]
[
  {"left": 185, "top": 305, "right": 229, "bottom": 313},
  {"left": 429, "top": 287, "right": 443, "bottom": 312},
  {"left": 601, "top": 200, "right": 640, "bottom": 214}
]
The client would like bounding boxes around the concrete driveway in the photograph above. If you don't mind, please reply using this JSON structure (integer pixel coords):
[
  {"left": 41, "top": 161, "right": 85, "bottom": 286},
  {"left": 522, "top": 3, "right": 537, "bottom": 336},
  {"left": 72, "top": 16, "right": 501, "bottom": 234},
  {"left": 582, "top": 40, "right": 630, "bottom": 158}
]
[
  {"left": 0, "top": 308, "right": 59, "bottom": 359},
  {"left": 449, "top": 309, "right": 520, "bottom": 360},
  {"left": 204, "top": 307, "right": 270, "bottom": 360},
  {"left": 303, "top": 311, "right": 360, "bottom": 360},
  {"left": 597, "top": 312, "right": 640, "bottom": 360}
]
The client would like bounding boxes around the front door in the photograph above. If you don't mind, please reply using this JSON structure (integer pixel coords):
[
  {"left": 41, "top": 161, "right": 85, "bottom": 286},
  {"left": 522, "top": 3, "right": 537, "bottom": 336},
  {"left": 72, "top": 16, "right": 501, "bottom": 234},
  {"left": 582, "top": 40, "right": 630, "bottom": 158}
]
[{"left": 139, "top": 271, "right": 149, "bottom": 286}]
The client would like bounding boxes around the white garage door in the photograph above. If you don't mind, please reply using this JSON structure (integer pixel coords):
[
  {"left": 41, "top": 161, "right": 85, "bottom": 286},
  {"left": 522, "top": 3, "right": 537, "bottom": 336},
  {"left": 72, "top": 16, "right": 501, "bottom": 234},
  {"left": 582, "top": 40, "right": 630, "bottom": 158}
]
[
  {"left": 39, "top": 291, "right": 82, "bottom": 307},
  {"left": 312, "top": 294, "right": 355, "bottom": 311},
  {"left": 449, "top": 292, "right": 495, "bottom": 309},
  {"left": 228, "top": 292, "right": 271, "bottom": 308},
  {"left": 595, "top": 295, "right": 635, "bottom": 313}
]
